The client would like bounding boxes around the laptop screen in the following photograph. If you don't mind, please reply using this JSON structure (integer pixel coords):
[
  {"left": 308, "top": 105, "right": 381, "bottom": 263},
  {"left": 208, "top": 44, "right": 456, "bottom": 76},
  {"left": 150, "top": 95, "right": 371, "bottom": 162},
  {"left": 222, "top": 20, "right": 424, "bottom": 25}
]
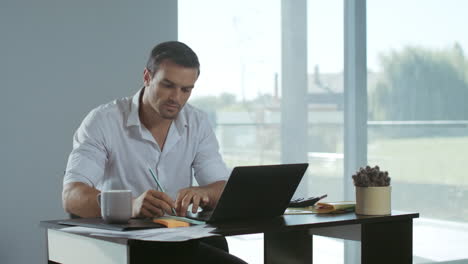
[{"left": 190, "top": 163, "right": 308, "bottom": 223}]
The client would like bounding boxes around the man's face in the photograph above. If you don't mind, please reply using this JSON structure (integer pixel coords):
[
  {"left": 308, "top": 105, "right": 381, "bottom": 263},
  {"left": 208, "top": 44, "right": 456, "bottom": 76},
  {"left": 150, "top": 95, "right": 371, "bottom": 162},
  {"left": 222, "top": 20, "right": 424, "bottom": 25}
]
[{"left": 143, "top": 60, "right": 198, "bottom": 120}]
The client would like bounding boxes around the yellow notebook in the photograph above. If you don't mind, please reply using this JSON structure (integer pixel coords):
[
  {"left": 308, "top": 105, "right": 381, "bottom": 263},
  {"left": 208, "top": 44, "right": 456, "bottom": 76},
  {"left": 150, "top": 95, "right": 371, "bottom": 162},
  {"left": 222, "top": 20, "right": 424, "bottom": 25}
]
[{"left": 313, "top": 201, "right": 355, "bottom": 214}]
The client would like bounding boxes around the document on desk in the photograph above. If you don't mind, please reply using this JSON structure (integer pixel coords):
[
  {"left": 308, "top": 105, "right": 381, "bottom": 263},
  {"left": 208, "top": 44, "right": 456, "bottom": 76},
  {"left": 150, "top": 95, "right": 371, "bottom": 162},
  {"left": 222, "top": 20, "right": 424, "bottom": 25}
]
[{"left": 62, "top": 224, "right": 219, "bottom": 242}]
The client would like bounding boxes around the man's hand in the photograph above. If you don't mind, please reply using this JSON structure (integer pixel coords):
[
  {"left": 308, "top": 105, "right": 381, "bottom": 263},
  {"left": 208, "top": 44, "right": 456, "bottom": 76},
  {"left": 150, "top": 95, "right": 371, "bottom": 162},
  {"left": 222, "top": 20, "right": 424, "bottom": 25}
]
[
  {"left": 175, "top": 181, "right": 226, "bottom": 217},
  {"left": 132, "top": 190, "right": 176, "bottom": 218}
]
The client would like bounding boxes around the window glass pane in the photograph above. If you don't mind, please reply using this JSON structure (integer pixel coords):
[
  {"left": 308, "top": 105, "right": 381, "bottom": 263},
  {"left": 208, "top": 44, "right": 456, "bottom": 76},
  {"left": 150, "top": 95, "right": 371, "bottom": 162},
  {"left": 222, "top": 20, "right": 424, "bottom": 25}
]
[
  {"left": 307, "top": 0, "right": 344, "bottom": 203},
  {"left": 179, "top": 1, "right": 343, "bottom": 263},
  {"left": 179, "top": 0, "right": 281, "bottom": 169},
  {"left": 368, "top": 1, "right": 468, "bottom": 263},
  {"left": 179, "top": 1, "right": 280, "bottom": 263},
  {"left": 308, "top": 1, "right": 344, "bottom": 263}
]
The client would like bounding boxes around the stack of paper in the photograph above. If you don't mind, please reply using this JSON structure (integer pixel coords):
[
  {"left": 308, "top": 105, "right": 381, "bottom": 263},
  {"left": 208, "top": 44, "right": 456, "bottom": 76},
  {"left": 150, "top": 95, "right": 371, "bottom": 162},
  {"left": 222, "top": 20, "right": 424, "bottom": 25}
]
[{"left": 62, "top": 224, "right": 218, "bottom": 242}]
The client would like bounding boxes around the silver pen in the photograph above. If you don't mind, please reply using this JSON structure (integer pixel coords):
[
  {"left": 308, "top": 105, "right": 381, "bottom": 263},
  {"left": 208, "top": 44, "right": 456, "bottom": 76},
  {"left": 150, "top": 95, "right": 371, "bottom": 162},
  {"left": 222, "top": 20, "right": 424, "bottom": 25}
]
[{"left": 148, "top": 167, "right": 177, "bottom": 216}]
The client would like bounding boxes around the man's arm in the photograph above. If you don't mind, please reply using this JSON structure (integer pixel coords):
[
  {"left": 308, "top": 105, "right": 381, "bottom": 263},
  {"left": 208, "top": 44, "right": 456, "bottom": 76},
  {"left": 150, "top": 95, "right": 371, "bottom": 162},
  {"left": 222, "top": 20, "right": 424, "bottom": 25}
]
[
  {"left": 62, "top": 182, "right": 101, "bottom": 218},
  {"left": 63, "top": 109, "right": 108, "bottom": 218},
  {"left": 63, "top": 182, "right": 177, "bottom": 218},
  {"left": 174, "top": 111, "right": 229, "bottom": 216},
  {"left": 175, "top": 180, "right": 226, "bottom": 217}
]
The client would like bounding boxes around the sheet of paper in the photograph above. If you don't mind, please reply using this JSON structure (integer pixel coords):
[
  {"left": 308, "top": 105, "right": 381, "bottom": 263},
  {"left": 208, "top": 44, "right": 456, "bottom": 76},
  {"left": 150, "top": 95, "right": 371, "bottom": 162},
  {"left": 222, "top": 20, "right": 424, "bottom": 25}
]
[
  {"left": 284, "top": 208, "right": 315, "bottom": 214},
  {"left": 133, "top": 225, "right": 218, "bottom": 242},
  {"left": 61, "top": 225, "right": 219, "bottom": 242},
  {"left": 62, "top": 226, "right": 127, "bottom": 235}
]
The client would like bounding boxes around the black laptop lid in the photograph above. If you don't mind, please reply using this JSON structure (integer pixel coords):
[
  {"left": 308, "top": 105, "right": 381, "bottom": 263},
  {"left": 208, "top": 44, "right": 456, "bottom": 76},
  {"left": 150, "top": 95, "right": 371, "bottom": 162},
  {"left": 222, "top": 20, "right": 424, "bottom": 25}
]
[{"left": 208, "top": 163, "right": 308, "bottom": 222}]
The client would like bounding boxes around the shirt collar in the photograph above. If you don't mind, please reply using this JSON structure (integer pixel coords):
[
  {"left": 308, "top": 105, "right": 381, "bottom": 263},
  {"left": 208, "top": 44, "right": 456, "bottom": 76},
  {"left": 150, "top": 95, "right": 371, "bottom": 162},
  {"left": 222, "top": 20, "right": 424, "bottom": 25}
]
[
  {"left": 125, "top": 87, "right": 188, "bottom": 134},
  {"left": 125, "top": 88, "right": 143, "bottom": 127}
]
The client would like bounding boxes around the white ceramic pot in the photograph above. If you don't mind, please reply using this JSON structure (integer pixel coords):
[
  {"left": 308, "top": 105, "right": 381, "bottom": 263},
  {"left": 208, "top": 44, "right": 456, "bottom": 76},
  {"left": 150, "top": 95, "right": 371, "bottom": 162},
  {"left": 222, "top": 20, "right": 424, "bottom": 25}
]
[{"left": 355, "top": 186, "right": 391, "bottom": 215}]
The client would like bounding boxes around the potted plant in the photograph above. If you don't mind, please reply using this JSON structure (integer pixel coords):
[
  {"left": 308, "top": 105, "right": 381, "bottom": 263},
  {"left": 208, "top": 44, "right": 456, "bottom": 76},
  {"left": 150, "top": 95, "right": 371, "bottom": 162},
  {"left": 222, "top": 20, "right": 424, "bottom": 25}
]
[{"left": 352, "top": 166, "right": 391, "bottom": 215}]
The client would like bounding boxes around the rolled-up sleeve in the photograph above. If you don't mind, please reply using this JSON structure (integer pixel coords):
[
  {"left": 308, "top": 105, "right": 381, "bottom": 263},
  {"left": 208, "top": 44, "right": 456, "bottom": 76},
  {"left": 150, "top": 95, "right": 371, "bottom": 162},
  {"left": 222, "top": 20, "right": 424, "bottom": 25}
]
[
  {"left": 63, "top": 109, "right": 108, "bottom": 188},
  {"left": 192, "top": 116, "right": 230, "bottom": 186}
]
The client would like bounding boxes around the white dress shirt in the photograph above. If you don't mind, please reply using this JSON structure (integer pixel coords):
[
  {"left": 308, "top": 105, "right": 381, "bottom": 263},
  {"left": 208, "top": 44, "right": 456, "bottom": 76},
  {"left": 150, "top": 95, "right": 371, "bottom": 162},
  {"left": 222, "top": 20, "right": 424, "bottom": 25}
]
[{"left": 64, "top": 88, "right": 230, "bottom": 199}]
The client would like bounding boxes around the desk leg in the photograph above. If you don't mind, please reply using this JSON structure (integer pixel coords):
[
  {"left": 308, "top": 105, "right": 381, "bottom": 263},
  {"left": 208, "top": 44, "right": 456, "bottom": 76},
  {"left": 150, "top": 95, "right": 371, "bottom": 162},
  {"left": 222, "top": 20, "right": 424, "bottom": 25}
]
[
  {"left": 44, "top": 230, "right": 61, "bottom": 264},
  {"left": 361, "top": 219, "right": 413, "bottom": 264},
  {"left": 264, "top": 230, "right": 312, "bottom": 264}
]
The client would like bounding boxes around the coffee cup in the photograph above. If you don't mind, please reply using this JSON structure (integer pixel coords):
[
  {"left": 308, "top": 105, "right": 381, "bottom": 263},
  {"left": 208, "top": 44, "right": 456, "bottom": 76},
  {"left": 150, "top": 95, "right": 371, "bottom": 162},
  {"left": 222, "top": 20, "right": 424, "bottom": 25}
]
[{"left": 97, "top": 190, "right": 132, "bottom": 224}]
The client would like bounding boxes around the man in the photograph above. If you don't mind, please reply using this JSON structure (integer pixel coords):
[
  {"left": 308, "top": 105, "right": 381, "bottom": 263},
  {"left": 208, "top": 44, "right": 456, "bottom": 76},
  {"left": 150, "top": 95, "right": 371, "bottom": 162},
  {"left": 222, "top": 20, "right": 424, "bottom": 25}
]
[{"left": 62, "top": 41, "right": 246, "bottom": 263}]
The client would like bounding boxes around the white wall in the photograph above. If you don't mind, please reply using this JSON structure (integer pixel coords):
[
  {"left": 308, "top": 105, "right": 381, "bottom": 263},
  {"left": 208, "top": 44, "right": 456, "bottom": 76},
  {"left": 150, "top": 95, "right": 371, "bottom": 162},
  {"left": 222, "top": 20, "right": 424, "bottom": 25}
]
[{"left": 0, "top": 1, "right": 177, "bottom": 263}]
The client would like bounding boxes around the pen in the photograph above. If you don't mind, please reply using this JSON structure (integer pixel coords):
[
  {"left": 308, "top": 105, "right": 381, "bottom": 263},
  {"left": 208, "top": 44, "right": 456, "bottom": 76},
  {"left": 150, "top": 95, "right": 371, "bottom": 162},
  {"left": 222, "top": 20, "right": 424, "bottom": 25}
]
[{"left": 148, "top": 167, "right": 177, "bottom": 216}]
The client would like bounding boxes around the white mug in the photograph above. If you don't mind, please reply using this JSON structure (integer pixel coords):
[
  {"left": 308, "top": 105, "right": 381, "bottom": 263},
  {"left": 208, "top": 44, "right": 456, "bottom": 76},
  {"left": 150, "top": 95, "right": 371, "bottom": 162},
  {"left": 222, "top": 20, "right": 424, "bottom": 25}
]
[{"left": 97, "top": 190, "right": 132, "bottom": 224}]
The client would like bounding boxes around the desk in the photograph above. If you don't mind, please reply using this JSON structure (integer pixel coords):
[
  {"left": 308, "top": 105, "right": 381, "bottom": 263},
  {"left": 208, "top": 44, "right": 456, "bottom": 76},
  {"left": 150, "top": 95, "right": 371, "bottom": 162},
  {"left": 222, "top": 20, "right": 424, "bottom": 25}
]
[{"left": 41, "top": 211, "right": 418, "bottom": 264}]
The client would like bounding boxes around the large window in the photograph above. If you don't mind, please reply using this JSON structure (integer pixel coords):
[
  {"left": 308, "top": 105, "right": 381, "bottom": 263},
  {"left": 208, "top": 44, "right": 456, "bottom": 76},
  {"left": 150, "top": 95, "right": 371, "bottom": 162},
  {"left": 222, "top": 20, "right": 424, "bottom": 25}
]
[
  {"left": 368, "top": 0, "right": 468, "bottom": 263},
  {"left": 179, "top": 0, "right": 344, "bottom": 195},
  {"left": 179, "top": 1, "right": 344, "bottom": 263},
  {"left": 180, "top": 0, "right": 468, "bottom": 263}
]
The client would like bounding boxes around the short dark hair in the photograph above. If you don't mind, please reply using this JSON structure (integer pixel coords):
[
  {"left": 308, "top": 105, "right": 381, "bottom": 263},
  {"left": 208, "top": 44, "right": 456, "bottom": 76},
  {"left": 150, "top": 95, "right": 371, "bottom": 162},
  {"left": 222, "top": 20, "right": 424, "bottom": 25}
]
[{"left": 146, "top": 41, "right": 200, "bottom": 77}]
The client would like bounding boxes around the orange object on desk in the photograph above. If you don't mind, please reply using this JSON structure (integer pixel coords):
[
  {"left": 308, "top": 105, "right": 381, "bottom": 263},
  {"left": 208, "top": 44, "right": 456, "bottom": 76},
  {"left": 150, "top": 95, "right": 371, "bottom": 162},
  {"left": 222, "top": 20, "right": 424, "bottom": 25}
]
[{"left": 153, "top": 218, "right": 190, "bottom": 228}]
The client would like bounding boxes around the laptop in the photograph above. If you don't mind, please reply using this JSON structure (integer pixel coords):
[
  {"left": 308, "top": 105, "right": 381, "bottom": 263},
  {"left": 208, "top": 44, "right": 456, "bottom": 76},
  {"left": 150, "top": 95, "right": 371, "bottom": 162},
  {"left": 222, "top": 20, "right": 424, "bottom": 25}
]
[{"left": 186, "top": 163, "right": 308, "bottom": 223}]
